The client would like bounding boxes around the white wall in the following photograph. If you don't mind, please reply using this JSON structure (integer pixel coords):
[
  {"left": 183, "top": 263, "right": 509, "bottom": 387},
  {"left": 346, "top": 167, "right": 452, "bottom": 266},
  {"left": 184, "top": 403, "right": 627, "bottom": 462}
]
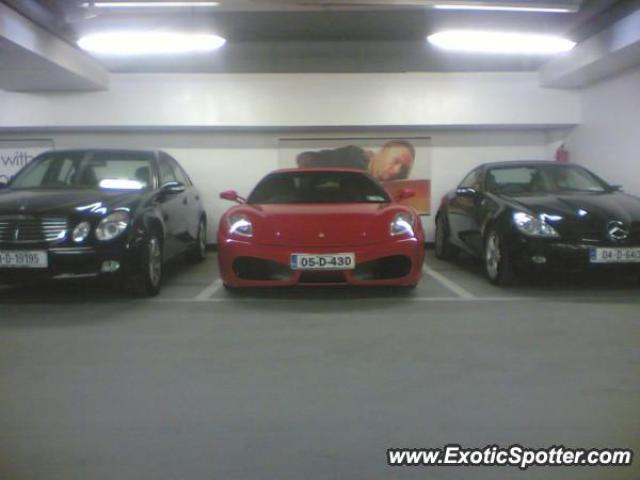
[
  {"left": 0, "top": 72, "right": 579, "bottom": 128},
  {"left": 0, "top": 71, "right": 578, "bottom": 242},
  {"left": 0, "top": 129, "right": 551, "bottom": 242},
  {"left": 564, "top": 66, "right": 640, "bottom": 193}
]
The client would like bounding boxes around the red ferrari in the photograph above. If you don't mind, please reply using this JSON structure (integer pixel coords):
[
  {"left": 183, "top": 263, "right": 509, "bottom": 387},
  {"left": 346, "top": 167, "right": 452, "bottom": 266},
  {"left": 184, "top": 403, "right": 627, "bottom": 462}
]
[{"left": 217, "top": 168, "right": 425, "bottom": 288}]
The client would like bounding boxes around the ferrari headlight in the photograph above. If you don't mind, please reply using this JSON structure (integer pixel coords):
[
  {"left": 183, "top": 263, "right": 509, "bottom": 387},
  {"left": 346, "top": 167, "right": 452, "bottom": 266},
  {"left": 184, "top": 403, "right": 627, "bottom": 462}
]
[
  {"left": 95, "top": 211, "right": 130, "bottom": 241},
  {"left": 513, "top": 212, "right": 560, "bottom": 238},
  {"left": 228, "top": 214, "right": 253, "bottom": 238},
  {"left": 390, "top": 212, "right": 415, "bottom": 237},
  {"left": 72, "top": 221, "right": 91, "bottom": 243}
]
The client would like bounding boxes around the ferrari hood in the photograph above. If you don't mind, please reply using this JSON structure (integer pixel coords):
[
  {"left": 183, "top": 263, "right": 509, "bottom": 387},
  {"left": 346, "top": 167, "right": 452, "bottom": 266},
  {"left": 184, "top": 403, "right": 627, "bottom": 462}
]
[{"left": 243, "top": 203, "right": 405, "bottom": 247}]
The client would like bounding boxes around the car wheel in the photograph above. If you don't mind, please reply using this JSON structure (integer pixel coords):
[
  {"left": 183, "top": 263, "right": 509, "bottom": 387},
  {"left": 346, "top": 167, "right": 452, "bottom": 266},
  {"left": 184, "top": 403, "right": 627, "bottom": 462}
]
[
  {"left": 435, "top": 214, "right": 457, "bottom": 260},
  {"left": 128, "top": 232, "right": 163, "bottom": 297},
  {"left": 484, "top": 227, "right": 516, "bottom": 286},
  {"left": 187, "top": 218, "right": 207, "bottom": 263},
  {"left": 223, "top": 283, "right": 238, "bottom": 293}
]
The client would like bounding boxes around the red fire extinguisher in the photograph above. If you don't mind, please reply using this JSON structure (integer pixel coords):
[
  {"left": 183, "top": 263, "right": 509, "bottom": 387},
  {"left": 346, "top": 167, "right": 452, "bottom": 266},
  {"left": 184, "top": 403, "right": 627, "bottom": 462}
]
[{"left": 555, "top": 144, "right": 569, "bottom": 163}]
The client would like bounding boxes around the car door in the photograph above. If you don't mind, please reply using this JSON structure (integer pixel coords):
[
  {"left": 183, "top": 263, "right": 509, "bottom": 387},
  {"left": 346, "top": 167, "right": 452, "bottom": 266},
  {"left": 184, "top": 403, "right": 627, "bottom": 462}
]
[
  {"left": 156, "top": 154, "right": 188, "bottom": 258},
  {"left": 167, "top": 155, "right": 201, "bottom": 247},
  {"left": 447, "top": 167, "right": 485, "bottom": 256}
]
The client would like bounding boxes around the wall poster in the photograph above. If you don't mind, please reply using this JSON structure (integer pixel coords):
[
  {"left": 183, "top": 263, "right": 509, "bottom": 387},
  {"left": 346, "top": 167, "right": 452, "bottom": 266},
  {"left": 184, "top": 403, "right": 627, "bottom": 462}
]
[
  {"left": 278, "top": 137, "right": 431, "bottom": 214},
  {"left": 0, "top": 140, "right": 54, "bottom": 184}
]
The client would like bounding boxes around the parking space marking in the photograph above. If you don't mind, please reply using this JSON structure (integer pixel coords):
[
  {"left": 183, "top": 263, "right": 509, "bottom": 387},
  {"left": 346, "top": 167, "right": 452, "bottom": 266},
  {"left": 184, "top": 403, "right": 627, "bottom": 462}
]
[
  {"left": 150, "top": 296, "right": 566, "bottom": 303},
  {"left": 422, "top": 266, "right": 476, "bottom": 300},
  {"left": 192, "top": 279, "right": 223, "bottom": 301}
]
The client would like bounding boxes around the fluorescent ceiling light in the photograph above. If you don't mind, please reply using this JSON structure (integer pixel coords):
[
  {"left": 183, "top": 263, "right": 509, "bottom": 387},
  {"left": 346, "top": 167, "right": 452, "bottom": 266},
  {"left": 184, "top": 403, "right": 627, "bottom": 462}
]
[
  {"left": 427, "top": 30, "right": 576, "bottom": 54},
  {"left": 82, "top": 2, "right": 220, "bottom": 8},
  {"left": 78, "top": 31, "right": 226, "bottom": 55},
  {"left": 434, "top": 4, "right": 572, "bottom": 13}
]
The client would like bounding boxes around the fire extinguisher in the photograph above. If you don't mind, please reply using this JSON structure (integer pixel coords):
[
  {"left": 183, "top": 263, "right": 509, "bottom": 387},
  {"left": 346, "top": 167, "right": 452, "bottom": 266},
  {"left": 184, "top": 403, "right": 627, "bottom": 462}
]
[{"left": 555, "top": 144, "right": 569, "bottom": 163}]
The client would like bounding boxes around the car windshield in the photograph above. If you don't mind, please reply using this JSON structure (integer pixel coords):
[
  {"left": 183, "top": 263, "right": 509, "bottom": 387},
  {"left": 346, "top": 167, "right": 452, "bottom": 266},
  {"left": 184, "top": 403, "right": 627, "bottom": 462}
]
[
  {"left": 485, "top": 165, "right": 609, "bottom": 196},
  {"left": 10, "top": 152, "right": 155, "bottom": 191},
  {"left": 248, "top": 171, "right": 391, "bottom": 204}
]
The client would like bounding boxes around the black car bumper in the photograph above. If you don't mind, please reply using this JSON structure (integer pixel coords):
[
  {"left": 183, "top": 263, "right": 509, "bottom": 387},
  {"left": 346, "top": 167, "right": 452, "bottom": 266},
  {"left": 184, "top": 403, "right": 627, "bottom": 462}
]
[
  {"left": 0, "top": 241, "right": 145, "bottom": 284},
  {"left": 507, "top": 236, "right": 640, "bottom": 273}
]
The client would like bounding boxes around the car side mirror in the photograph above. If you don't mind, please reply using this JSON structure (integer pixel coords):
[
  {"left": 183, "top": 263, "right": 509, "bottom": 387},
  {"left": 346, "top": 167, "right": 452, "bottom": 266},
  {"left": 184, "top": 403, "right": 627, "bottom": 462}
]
[
  {"left": 456, "top": 186, "right": 479, "bottom": 197},
  {"left": 394, "top": 188, "right": 415, "bottom": 202},
  {"left": 610, "top": 184, "right": 623, "bottom": 192},
  {"left": 161, "top": 181, "right": 186, "bottom": 195},
  {"left": 220, "top": 190, "right": 246, "bottom": 203}
]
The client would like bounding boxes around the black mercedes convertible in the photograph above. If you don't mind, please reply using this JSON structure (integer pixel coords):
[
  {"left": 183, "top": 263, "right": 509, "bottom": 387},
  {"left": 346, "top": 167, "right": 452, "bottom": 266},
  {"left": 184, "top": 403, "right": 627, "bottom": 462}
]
[
  {"left": 435, "top": 161, "right": 640, "bottom": 285},
  {"left": 0, "top": 149, "right": 207, "bottom": 296}
]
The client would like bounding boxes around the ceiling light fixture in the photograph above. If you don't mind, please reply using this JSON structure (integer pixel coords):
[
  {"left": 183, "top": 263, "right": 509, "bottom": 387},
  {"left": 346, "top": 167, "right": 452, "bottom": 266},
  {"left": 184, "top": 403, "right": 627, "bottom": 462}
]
[
  {"left": 81, "top": 2, "right": 220, "bottom": 8},
  {"left": 78, "top": 31, "right": 226, "bottom": 55},
  {"left": 433, "top": 4, "right": 573, "bottom": 13},
  {"left": 427, "top": 30, "right": 576, "bottom": 54}
]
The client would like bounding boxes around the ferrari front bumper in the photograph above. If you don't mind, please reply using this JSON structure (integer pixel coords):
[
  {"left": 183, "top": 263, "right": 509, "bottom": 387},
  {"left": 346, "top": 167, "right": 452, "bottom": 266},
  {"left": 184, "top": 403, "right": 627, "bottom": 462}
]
[{"left": 218, "top": 237, "right": 424, "bottom": 287}]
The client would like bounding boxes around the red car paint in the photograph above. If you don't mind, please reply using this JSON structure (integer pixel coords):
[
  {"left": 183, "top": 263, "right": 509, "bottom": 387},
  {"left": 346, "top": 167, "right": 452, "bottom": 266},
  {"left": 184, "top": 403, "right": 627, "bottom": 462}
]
[{"left": 217, "top": 169, "right": 425, "bottom": 287}]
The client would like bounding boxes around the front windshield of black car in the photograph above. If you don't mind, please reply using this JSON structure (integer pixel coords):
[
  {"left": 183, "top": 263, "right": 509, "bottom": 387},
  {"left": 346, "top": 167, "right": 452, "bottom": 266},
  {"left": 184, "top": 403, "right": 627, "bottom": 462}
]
[
  {"left": 10, "top": 152, "right": 155, "bottom": 190},
  {"left": 248, "top": 171, "right": 391, "bottom": 204},
  {"left": 485, "top": 165, "right": 609, "bottom": 196}
]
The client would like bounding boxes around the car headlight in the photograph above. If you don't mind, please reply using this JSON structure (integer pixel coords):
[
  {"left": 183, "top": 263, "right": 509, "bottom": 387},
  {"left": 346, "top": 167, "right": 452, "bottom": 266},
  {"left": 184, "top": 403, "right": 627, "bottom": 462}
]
[
  {"left": 95, "top": 211, "right": 130, "bottom": 241},
  {"left": 390, "top": 212, "right": 415, "bottom": 237},
  {"left": 72, "top": 221, "right": 91, "bottom": 243},
  {"left": 228, "top": 214, "right": 253, "bottom": 238},
  {"left": 513, "top": 212, "right": 560, "bottom": 238}
]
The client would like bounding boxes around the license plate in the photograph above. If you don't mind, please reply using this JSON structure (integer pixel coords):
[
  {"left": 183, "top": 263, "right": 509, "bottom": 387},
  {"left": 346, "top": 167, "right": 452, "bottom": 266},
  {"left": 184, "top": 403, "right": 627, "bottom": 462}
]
[
  {"left": 590, "top": 247, "right": 640, "bottom": 264},
  {"left": 0, "top": 250, "right": 48, "bottom": 269},
  {"left": 291, "top": 253, "right": 355, "bottom": 270}
]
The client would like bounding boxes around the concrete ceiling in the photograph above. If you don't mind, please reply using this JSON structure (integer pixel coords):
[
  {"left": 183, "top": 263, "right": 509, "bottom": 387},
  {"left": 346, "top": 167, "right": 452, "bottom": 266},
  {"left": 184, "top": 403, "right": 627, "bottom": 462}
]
[
  {"left": 0, "top": 1, "right": 108, "bottom": 91},
  {"left": 0, "top": 0, "right": 637, "bottom": 91},
  {"left": 5, "top": 0, "right": 622, "bottom": 74}
]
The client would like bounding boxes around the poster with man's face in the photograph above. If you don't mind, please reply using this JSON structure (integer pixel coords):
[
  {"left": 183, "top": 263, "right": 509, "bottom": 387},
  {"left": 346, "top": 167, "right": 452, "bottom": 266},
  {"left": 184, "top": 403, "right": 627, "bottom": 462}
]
[{"left": 278, "top": 137, "right": 431, "bottom": 214}]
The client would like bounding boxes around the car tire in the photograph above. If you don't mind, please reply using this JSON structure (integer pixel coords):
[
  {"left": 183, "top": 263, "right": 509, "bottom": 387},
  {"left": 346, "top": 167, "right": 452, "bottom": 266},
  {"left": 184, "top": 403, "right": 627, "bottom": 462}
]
[
  {"left": 435, "top": 213, "right": 457, "bottom": 260},
  {"left": 127, "top": 232, "right": 163, "bottom": 297},
  {"left": 223, "top": 283, "right": 238, "bottom": 293},
  {"left": 483, "top": 227, "right": 516, "bottom": 286},
  {"left": 187, "top": 218, "right": 207, "bottom": 263}
]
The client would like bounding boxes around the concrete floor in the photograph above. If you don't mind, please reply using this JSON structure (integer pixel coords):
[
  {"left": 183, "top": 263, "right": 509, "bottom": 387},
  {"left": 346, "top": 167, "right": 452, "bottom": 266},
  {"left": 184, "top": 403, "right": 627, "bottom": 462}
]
[{"left": 0, "top": 250, "right": 638, "bottom": 480}]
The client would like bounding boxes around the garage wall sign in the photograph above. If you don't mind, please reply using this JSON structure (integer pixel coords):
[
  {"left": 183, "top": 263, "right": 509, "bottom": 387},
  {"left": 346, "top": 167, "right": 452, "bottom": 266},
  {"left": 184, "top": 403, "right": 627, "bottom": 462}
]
[
  {"left": 0, "top": 140, "right": 54, "bottom": 184},
  {"left": 278, "top": 136, "right": 432, "bottom": 214}
]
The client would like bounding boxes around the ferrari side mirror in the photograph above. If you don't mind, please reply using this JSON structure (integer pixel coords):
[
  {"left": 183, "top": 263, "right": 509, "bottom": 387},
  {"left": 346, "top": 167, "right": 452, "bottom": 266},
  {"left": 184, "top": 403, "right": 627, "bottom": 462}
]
[
  {"left": 220, "top": 190, "right": 246, "bottom": 203},
  {"left": 394, "top": 188, "right": 415, "bottom": 201}
]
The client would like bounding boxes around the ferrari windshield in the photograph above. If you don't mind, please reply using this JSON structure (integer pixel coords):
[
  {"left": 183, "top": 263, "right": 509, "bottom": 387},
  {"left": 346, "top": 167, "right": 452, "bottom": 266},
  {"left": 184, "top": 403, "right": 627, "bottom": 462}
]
[
  {"left": 10, "top": 151, "right": 154, "bottom": 190},
  {"left": 485, "top": 164, "right": 609, "bottom": 196},
  {"left": 248, "top": 171, "right": 391, "bottom": 204}
]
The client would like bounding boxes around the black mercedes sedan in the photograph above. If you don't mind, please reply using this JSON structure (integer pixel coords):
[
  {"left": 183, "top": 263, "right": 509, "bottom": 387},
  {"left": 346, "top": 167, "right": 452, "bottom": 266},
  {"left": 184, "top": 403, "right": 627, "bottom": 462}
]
[
  {"left": 0, "top": 149, "right": 207, "bottom": 296},
  {"left": 435, "top": 161, "right": 640, "bottom": 285}
]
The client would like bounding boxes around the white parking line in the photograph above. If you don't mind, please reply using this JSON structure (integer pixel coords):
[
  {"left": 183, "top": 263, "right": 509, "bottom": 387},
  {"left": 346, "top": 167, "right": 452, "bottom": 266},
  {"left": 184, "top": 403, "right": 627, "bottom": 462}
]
[
  {"left": 153, "top": 296, "right": 518, "bottom": 303},
  {"left": 192, "top": 279, "right": 223, "bottom": 301},
  {"left": 423, "top": 266, "right": 476, "bottom": 300},
  {"left": 151, "top": 295, "right": 598, "bottom": 304}
]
